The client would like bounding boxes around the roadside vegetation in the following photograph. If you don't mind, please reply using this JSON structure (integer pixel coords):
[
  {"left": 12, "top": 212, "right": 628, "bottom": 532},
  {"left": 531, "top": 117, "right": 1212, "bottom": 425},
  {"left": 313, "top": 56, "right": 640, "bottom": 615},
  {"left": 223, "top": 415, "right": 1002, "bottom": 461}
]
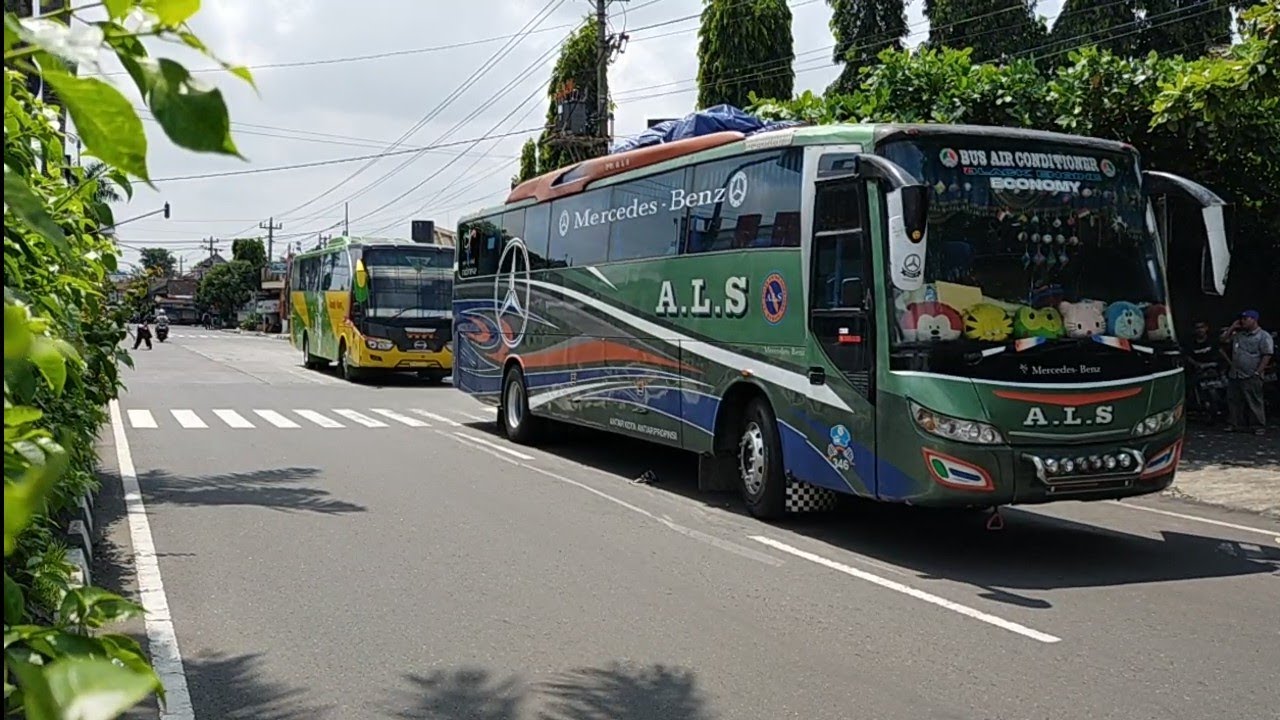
[{"left": 4, "top": 1, "right": 246, "bottom": 716}]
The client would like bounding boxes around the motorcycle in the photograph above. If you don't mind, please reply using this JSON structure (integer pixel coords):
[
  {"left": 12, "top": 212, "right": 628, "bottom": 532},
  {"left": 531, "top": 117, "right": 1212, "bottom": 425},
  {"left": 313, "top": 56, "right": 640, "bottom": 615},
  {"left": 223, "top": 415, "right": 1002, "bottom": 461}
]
[{"left": 156, "top": 323, "right": 169, "bottom": 342}]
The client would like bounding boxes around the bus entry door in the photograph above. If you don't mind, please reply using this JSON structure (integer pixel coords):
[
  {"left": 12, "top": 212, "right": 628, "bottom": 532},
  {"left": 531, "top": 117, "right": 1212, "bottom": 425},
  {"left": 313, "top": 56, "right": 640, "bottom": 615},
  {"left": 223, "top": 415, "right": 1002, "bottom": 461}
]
[{"left": 807, "top": 175, "right": 877, "bottom": 496}]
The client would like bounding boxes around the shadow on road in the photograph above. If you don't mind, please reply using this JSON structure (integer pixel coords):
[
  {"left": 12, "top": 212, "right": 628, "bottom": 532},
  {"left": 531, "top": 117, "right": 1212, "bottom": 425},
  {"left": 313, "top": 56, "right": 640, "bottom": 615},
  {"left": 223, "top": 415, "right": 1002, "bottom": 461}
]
[
  {"left": 1180, "top": 425, "right": 1280, "bottom": 472},
  {"left": 388, "top": 662, "right": 711, "bottom": 720},
  {"left": 138, "top": 466, "right": 366, "bottom": 515},
  {"left": 185, "top": 652, "right": 332, "bottom": 720},
  {"left": 468, "top": 422, "right": 1279, "bottom": 606}
]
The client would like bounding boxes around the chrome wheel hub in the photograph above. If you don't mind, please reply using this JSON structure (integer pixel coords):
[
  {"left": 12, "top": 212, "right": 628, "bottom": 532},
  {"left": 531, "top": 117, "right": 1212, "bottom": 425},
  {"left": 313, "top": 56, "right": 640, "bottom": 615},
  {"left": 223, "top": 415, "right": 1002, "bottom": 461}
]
[
  {"left": 738, "top": 421, "right": 766, "bottom": 497},
  {"left": 505, "top": 378, "right": 524, "bottom": 430}
]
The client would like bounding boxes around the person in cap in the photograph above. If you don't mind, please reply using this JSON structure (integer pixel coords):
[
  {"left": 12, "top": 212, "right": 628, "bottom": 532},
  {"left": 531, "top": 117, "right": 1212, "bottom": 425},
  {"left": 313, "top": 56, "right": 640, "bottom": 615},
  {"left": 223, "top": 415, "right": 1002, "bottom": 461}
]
[{"left": 1219, "top": 310, "right": 1272, "bottom": 435}]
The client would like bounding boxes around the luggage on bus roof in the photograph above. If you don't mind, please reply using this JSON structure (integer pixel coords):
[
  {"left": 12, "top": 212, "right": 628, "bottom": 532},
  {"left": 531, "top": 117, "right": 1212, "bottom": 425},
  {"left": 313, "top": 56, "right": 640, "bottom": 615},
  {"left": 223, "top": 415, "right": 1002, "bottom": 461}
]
[{"left": 609, "top": 104, "right": 803, "bottom": 154}]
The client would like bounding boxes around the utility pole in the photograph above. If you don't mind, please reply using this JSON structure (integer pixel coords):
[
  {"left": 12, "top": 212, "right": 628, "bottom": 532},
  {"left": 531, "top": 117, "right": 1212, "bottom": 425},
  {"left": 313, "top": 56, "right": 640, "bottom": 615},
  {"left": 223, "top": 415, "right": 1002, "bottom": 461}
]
[
  {"left": 344, "top": 203, "right": 350, "bottom": 237},
  {"left": 595, "top": 0, "right": 609, "bottom": 142},
  {"left": 202, "top": 236, "right": 219, "bottom": 260},
  {"left": 259, "top": 217, "right": 283, "bottom": 261},
  {"left": 178, "top": 256, "right": 184, "bottom": 277}
]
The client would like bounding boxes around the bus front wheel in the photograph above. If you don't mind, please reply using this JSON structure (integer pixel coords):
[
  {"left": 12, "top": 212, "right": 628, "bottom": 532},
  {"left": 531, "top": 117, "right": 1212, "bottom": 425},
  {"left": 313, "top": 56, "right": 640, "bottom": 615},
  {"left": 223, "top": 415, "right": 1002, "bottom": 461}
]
[
  {"left": 500, "top": 365, "right": 538, "bottom": 444},
  {"left": 738, "top": 398, "right": 786, "bottom": 519},
  {"left": 338, "top": 342, "right": 362, "bottom": 382}
]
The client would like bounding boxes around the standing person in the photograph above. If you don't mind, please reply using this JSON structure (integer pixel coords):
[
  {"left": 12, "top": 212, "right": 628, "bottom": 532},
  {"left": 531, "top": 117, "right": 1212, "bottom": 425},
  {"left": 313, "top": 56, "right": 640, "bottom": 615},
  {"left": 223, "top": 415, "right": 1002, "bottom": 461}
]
[
  {"left": 132, "top": 314, "right": 152, "bottom": 350},
  {"left": 1220, "top": 310, "right": 1273, "bottom": 435}
]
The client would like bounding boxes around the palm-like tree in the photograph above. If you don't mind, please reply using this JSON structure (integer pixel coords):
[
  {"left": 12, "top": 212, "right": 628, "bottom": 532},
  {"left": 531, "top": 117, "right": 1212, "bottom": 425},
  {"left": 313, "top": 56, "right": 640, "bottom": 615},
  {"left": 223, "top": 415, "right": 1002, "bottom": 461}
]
[{"left": 84, "top": 160, "right": 123, "bottom": 204}]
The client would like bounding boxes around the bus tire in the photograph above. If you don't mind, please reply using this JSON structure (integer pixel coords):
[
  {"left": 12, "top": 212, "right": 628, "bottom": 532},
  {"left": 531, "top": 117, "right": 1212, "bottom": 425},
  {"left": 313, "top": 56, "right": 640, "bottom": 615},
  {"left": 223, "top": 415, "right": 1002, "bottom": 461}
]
[
  {"left": 338, "top": 341, "right": 362, "bottom": 382},
  {"left": 500, "top": 365, "right": 538, "bottom": 444},
  {"left": 302, "top": 334, "right": 324, "bottom": 369},
  {"left": 738, "top": 397, "right": 786, "bottom": 519}
]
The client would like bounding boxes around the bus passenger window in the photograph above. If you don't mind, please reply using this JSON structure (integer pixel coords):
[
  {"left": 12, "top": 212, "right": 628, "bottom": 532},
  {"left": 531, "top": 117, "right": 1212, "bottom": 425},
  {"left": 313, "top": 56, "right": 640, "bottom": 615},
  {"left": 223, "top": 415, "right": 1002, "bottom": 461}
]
[
  {"left": 549, "top": 189, "right": 609, "bottom": 267},
  {"left": 683, "top": 148, "right": 802, "bottom": 254},
  {"left": 608, "top": 168, "right": 687, "bottom": 262}
]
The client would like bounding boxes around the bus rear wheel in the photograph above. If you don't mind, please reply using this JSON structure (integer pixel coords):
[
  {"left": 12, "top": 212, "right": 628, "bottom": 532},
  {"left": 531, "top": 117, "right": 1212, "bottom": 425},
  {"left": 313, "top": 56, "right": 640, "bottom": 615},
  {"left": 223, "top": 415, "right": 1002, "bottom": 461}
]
[
  {"left": 302, "top": 334, "right": 325, "bottom": 369},
  {"left": 500, "top": 365, "right": 538, "bottom": 444},
  {"left": 738, "top": 397, "right": 786, "bottom": 519}
]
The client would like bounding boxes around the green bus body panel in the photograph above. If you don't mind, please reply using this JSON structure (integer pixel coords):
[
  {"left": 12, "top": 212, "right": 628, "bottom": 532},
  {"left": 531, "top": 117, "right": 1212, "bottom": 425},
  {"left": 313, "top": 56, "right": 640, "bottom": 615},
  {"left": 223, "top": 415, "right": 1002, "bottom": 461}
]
[{"left": 454, "top": 123, "right": 1185, "bottom": 508}]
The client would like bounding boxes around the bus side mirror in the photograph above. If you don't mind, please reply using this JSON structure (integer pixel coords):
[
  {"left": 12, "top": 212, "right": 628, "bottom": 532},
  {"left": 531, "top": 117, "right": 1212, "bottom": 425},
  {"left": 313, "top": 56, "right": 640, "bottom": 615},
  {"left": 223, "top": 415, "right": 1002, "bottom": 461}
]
[{"left": 887, "top": 185, "right": 929, "bottom": 292}]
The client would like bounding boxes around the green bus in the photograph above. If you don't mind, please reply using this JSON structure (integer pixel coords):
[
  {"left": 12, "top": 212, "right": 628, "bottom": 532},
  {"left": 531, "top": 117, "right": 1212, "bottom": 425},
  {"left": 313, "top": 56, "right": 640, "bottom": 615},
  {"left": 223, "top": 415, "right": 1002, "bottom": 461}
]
[
  {"left": 287, "top": 236, "right": 454, "bottom": 382},
  {"left": 452, "top": 124, "right": 1230, "bottom": 518}
]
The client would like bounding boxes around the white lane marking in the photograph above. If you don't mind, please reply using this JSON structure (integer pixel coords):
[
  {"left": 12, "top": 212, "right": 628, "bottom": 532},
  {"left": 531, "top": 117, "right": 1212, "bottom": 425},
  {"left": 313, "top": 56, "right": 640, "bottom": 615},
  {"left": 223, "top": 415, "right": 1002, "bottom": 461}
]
[
  {"left": 371, "top": 408, "right": 430, "bottom": 427},
  {"left": 333, "top": 409, "right": 388, "bottom": 427},
  {"left": 456, "top": 411, "right": 492, "bottom": 423},
  {"left": 127, "top": 409, "right": 157, "bottom": 429},
  {"left": 453, "top": 431, "right": 534, "bottom": 460},
  {"left": 409, "top": 409, "right": 462, "bottom": 427},
  {"left": 440, "top": 432, "right": 780, "bottom": 566},
  {"left": 294, "top": 409, "right": 344, "bottom": 428},
  {"left": 1109, "top": 501, "right": 1280, "bottom": 539},
  {"left": 750, "top": 536, "right": 1062, "bottom": 644},
  {"left": 170, "top": 410, "right": 207, "bottom": 429},
  {"left": 253, "top": 409, "right": 300, "bottom": 428},
  {"left": 211, "top": 409, "right": 254, "bottom": 429},
  {"left": 109, "top": 400, "right": 195, "bottom": 719}
]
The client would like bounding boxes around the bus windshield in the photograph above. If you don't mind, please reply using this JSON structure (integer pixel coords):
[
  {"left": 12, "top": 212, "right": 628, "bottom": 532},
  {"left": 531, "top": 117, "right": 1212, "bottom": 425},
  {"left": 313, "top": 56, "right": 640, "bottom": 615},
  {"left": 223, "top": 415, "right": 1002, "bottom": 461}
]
[
  {"left": 880, "top": 136, "right": 1174, "bottom": 381},
  {"left": 363, "top": 247, "right": 453, "bottom": 320}
]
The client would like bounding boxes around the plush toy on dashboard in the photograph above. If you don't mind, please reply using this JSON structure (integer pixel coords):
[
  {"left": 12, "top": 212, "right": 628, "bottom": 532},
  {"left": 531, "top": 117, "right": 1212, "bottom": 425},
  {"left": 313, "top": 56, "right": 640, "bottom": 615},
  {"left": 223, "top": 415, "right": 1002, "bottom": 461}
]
[
  {"left": 1013, "top": 305, "right": 1065, "bottom": 340},
  {"left": 1059, "top": 300, "right": 1106, "bottom": 338},
  {"left": 1145, "top": 304, "right": 1174, "bottom": 341},
  {"left": 900, "top": 302, "right": 963, "bottom": 342},
  {"left": 963, "top": 303, "right": 1013, "bottom": 342},
  {"left": 1104, "top": 301, "right": 1145, "bottom": 340}
]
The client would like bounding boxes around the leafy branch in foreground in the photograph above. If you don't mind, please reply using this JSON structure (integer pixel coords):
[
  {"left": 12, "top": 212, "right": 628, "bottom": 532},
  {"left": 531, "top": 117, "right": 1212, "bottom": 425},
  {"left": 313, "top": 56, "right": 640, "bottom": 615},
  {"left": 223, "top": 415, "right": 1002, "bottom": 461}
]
[{"left": 4, "top": 0, "right": 251, "bottom": 717}]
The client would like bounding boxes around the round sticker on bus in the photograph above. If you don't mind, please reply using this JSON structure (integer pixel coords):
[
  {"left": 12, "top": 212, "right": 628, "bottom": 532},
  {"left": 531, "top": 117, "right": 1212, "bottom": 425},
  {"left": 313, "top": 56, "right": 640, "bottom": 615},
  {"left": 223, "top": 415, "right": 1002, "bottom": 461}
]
[
  {"left": 1100, "top": 158, "right": 1116, "bottom": 177},
  {"left": 762, "top": 272, "right": 788, "bottom": 324},
  {"left": 939, "top": 148, "right": 959, "bottom": 168}
]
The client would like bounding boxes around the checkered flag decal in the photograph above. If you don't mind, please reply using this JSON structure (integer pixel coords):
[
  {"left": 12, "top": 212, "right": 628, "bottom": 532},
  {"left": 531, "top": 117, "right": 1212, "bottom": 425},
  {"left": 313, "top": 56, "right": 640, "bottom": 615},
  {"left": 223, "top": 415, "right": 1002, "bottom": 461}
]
[{"left": 785, "top": 480, "right": 838, "bottom": 513}]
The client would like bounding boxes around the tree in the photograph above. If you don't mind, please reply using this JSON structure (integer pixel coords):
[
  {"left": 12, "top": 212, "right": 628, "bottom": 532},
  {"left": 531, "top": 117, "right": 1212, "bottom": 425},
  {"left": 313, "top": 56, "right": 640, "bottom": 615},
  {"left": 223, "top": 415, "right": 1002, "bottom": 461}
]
[
  {"left": 83, "top": 159, "right": 123, "bottom": 204},
  {"left": 196, "top": 260, "right": 256, "bottom": 321},
  {"left": 536, "top": 18, "right": 604, "bottom": 175},
  {"left": 1048, "top": 0, "right": 1232, "bottom": 62},
  {"left": 232, "top": 237, "right": 266, "bottom": 272},
  {"left": 513, "top": 138, "right": 540, "bottom": 187},
  {"left": 1139, "top": 0, "right": 1234, "bottom": 58},
  {"left": 925, "top": 0, "right": 1046, "bottom": 63},
  {"left": 828, "top": 0, "right": 907, "bottom": 93},
  {"left": 139, "top": 247, "right": 176, "bottom": 277},
  {"left": 697, "top": 0, "right": 795, "bottom": 109}
]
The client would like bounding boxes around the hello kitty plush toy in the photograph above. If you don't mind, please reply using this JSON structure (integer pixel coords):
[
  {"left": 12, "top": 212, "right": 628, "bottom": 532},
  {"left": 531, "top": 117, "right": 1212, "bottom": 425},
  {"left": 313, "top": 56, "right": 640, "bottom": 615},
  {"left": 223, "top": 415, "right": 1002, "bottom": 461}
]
[
  {"left": 1059, "top": 300, "right": 1106, "bottom": 338},
  {"left": 1145, "top": 304, "right": 1174, "bottom": 341},
  {"left": 900, "top": 302, "right": 964, "bottom": 342}
]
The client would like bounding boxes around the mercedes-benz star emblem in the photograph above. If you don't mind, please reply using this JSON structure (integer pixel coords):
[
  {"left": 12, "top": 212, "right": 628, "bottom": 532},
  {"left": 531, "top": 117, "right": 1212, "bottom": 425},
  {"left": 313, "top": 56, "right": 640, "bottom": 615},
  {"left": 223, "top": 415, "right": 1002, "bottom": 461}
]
[
  {"left": 557, "top": 209, "right": 571, "bottom": 237},
  {"left": 727, "top": 171, "right": 748, "bottom": 208},
  {"left": 494, "top": 237, "right": 532, "bottom": 349}
]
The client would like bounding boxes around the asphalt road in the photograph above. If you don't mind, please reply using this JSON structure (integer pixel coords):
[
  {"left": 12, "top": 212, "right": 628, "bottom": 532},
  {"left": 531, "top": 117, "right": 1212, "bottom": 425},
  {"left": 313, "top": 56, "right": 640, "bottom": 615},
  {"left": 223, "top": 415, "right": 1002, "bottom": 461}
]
[{"left": 98, "top": 330, "right": 1280, "bottom": 720}]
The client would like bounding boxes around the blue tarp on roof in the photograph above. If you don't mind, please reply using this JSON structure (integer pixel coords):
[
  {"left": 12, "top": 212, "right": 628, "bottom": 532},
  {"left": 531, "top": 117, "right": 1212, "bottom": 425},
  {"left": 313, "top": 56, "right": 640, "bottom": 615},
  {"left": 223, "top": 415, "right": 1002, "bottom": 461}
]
[{"left": 609, "top": 104, "right": 803, "bottom": 154}]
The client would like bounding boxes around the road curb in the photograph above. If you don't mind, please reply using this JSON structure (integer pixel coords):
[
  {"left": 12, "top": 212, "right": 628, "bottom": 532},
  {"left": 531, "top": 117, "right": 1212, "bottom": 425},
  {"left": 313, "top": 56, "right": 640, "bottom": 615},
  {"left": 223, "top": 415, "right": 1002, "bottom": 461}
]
[
  {"left": 220, "top": 328, "right": 288, "bottom": 340},
  {"left": 63, "top": 490, "right": 97, "bottom": 589}
]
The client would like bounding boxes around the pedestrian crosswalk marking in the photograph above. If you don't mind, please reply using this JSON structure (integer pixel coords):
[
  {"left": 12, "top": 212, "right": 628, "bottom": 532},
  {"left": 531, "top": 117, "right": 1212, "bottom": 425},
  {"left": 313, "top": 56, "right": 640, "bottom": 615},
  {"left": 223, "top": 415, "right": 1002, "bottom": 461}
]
[
  {"left": 409, "top": 409, "right": 461, "bottom": 427},
  {"left": 254, "top": 409, "right": 300, "bottom": 428},
  {"left": 370, "top": 408, "right": 430, "bottom": 427},
  {"left": 294, "top": 409, "right": 343, "bottom": 428},
  {"left": 171, "top": 409, "right": 207, "bottom": 429},
  {"left": 332, "top": 409, "right": 387, "bottom": 427},
  {"left": 128, "top": 409, "right": 157, "bottom": 428},
  {"left": 212, "top": 409, "right": 254, "bottom": 429}
]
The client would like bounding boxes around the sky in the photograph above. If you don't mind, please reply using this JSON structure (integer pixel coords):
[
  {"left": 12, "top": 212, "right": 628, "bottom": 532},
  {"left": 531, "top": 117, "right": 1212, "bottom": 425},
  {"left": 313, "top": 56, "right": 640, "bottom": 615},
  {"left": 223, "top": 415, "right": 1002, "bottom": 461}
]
[{"left": 80, "top": 0, "right": 1066, "bottom": 273}]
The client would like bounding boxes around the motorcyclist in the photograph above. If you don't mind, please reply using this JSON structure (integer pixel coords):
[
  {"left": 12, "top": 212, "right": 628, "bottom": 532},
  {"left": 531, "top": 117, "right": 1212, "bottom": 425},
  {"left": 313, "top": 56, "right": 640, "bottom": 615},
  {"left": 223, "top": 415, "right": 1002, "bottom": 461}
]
[
  {"left": 1184, "top": 319, "right": 1224, "bottom": 419},
  {"left": 155, "top": 309, "right": 170, "bottom": 341}
]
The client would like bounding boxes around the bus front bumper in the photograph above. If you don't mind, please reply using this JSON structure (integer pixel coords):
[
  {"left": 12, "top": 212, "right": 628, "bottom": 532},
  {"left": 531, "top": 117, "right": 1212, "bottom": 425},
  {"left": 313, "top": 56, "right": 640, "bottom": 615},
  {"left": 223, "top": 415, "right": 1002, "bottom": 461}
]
[
  {"left": 352, "top": 342, "right": 453, "bottom": 373},
  {"left": 903, "top": 428, "right": 1183, "bottom": 507}
]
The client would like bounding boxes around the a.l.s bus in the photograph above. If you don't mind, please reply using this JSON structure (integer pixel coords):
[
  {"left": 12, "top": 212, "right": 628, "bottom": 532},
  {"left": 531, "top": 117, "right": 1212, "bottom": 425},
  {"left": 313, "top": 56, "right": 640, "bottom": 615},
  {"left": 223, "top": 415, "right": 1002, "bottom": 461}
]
[
  {"left": 285, "top": 236, "right": 454, "bottom": 383},
  {"left": 451, "top": 124, "right": 1230, "bottom": 518}
]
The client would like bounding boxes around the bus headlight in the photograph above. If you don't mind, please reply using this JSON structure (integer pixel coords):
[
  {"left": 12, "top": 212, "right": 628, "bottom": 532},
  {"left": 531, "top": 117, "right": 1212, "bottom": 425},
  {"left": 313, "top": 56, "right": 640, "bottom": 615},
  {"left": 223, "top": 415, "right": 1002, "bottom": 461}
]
[
  {"left": 1133, "top": 404, "right": 1183, "bottom": 437},
  {"left": 364, "top": 338, "right": 394, "bottom": 351},
  {"left": 910, "top": 401, "right": 1004, "bottom": 445}
]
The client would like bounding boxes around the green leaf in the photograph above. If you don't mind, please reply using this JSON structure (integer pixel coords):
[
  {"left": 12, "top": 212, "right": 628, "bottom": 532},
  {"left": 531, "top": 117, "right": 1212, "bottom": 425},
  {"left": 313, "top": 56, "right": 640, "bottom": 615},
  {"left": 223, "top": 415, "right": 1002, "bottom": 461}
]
[
  {"left": 44, "top": 656, "right": 158, "bottom": 720},
  {"left": 151, "top": 0, "right": 201, "bottom": 26},
  {"left": 3, "top": 165, "right": 69, "bottom": 252},
  {"left": 4, "top": 302, "right": 33, "bottom": 360},
  {"left": 5, "top": 405, "right": 43, "bottom": 426},
  {"left": 29, "top": 336, "right": 68, "bottom": 394},
  {"left": 103, "top": 0, "right": 133, "bottom": 20},
  {"left": 149, "top": 58, "right": 241, "bottom": 156},
  {"left": 60, "top": 587, "right": 143, "bottom": 628},
  {"left": 6, "top": 649, "right": 60, "bottom": 720},
  {"left": 41, "top": 70, "right": 149, "bottom": 180},
  {"left": 3, "top": 572, "right": 24, "bottom": 625}
]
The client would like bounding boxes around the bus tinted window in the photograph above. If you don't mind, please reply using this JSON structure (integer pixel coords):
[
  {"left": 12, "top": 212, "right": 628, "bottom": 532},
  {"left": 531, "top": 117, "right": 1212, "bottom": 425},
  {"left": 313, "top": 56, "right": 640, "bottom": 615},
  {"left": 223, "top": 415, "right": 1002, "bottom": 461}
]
[
  {"left": 457, "top": 216, "right": 503, "bottom": 277},
  {"left": 548, "top": 188, "right": 610, "bottom": 267},
  {"left": 683, "top": 149, "right": 802, "bottom": 253},
  {"left": 522, "top": 203, "right": 551, "bottom": 269},
  {"left": 607, "top": 169, "right": 687, "bottom": 262},
  {"left": 331, "top": 250, "right": 351, "bottom": 292}
]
